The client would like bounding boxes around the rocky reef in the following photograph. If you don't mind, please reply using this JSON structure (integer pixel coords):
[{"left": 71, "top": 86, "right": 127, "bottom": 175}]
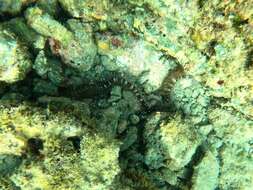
[{"left": 0, "top": 0, "right": 252, "bottom": 190}]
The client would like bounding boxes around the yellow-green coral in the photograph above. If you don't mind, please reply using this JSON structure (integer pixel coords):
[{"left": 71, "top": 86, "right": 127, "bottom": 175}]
[{"left": 0, "top": 103, "right": 121, "bottom": 190}]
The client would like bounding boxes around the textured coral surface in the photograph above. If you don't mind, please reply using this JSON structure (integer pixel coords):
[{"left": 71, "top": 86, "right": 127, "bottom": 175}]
[{"left": 0, "top": 0, "right": 253, "bottom": 190}]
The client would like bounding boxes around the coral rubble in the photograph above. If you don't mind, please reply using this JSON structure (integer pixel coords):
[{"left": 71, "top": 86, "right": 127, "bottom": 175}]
[{"left": 0, "top": 0, "right": 253, "bottom": 190}]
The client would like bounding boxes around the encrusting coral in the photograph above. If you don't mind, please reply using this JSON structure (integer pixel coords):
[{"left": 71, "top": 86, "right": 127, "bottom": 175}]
[{"left": 0, "top": 0, "right": 253, "bottom": 190}]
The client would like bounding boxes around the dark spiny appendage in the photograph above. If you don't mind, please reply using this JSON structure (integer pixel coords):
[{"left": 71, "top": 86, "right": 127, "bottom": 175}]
[
  {"left": 58, "top": 70, "right": 150, "bottom": 109},
  {"left": 99, "top": 71, "right": 149, "bottom": 107},
  {"left": 59, "top": 63, "right": 185, "bottom": 112}
]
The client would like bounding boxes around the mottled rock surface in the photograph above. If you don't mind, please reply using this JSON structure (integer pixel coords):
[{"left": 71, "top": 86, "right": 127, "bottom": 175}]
[
  {"left": 0, "top": 0, "right": 253, "bottom": 190},
  {"left": 0, "top": 30, "right": 32, "bottom": 83}
]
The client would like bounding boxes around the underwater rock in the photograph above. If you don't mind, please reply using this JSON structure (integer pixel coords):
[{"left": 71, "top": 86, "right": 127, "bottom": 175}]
[
  {"left": 0, "top": 154, "right": 22, "bottom": 176},
  {"left": 144, "top": 113, "right": 203, "bottom": 171},
  {"left": 170, "top": 76, "right": 210, "bottom": 124},
  {"left": 94, "top": 85, "right": 141, "bottom": 139},
  {"left": 33, "top": 50, "right": 63, "bottom": 85},
  {"left": 0, "top": 30, "right": 32, "bottom": 83},
  {"left": 0, "top": 0, "right": 253, "bottom": 189},
  {"left": 0, "top": 130, "right": 26, "bottom": 157},
  {"left": 61, "top": 19, "right": 98, "bottom": 72},
  {"left": 80, "top": 133, "right": 121, "bottom": 190},
  {"left": 58, "top": 0, "right": 110, "bottom": 21},
  {"left": 36, "top": 0, "right": 59, "bottom": 16},
  {"left": 209, "top": 108, "right": 253, "bottom": 190},
  {"left": 0, "top": 103, "right": 122, "bottom": 189},
  {"left": 26, "top": 8, "right": 97, "bottom": 71},
  {"left": 191, "top": 151, "right": 219, "bottom": 190},
  {"left": 0, "top": 0, "right": 36, "bottom": 15},
  {"left": 143, "top": 112, "right": 204, "bottom": 187},
  {"left": 25, "top": 7, "right": 73, "bottom": 47},
  {"left": 120, "top": 126, "right": 138, "bottom": 152},
  {"left": 3, "top": 18, "right": 46, "bottom": 52},
  {"left": 98, "top": 34, "right": 180, "bottom": 93}
]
